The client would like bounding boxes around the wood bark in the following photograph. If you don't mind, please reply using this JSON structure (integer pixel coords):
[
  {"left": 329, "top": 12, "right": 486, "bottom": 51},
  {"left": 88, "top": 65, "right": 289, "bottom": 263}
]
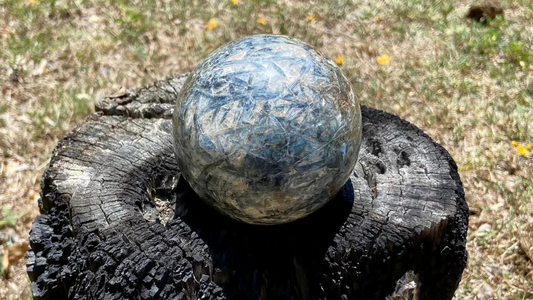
[{"left": 27, "top": 74, "right": 468, "bottom": 300}]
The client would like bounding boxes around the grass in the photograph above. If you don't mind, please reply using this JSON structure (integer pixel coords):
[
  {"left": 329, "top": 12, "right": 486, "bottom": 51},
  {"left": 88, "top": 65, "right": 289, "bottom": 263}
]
[
  {"left": 0, "top": 0, "right": 532, "bottom": 299},
  {"left": 0, "top": 206, "right": 25, "bottom": 229}
]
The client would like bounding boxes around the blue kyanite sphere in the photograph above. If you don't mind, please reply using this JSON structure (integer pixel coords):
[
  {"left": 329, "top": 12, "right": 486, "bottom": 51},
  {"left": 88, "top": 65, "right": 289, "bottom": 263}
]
[{"left": 173, "top": 35, "right": 362, "bottom": 225}]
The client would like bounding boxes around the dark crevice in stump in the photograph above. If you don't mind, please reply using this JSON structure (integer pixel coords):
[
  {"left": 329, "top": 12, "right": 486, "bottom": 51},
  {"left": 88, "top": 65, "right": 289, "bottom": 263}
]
[{"left": 27, "top": 74, "right": 468, "bottom": 300}]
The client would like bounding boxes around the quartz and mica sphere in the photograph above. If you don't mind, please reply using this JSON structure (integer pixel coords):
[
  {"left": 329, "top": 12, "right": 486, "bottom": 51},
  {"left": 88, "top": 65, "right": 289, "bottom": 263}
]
[{"left": 173, "top": 35, "right": 362, "bottom": 225}]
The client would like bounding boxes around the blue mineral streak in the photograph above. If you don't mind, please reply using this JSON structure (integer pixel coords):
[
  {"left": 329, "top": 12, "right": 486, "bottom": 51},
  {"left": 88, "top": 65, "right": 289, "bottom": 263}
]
[{"left": 173, "top": 34, "right": 362, "bottom": 225}]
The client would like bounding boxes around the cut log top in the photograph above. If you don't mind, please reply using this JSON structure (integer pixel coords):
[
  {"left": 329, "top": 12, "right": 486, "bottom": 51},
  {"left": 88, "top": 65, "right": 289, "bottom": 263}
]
[{"left": 27, "top": 74, "right": 468, "bottom": 300}]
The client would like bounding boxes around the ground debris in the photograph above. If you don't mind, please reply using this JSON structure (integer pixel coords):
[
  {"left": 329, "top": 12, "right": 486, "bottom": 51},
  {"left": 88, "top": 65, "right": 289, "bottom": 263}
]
[
  {"left": 518, "top": 216, "right": 533, "bottom": 263},
  {"left": 466, "top": 0, "right": 504, "bottom": 23}
]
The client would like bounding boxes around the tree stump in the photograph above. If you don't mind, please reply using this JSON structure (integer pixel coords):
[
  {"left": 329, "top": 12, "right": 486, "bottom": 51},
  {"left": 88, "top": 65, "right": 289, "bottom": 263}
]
[{"left": 27, "top": 74, "right": 468, "bottom": 300}]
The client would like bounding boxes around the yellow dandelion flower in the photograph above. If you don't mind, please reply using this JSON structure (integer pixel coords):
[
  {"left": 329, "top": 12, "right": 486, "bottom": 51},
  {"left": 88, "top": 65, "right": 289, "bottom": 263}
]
[
  {"left": 257, "top": 17, "right": 267, "bottom": 25},
  {"left": 28, "top": 0, "right": 38, "bottom": 4},
  {"left": 230, "top": 0, "right": 239, "bottom": 5},
  {"left": 511, "top": 141, "right": 518, "bottom": 147},
  {"left": 516, "top": 144, "right": 530, "bottom": 156},
  {"left": 334, "top": 55, "right": 345, "bottom": 66},
  {"left": 377, "top": 54, "right": 390, "bottom": 65},
  {"left": 519, "top": 61, "right": 526, "bottom": 68},
  {"left": 205, "top": 18, "right": 218, "bottom": 30},
  {"left": 306, "top": 15, "right": 315, "bottom": 22}
]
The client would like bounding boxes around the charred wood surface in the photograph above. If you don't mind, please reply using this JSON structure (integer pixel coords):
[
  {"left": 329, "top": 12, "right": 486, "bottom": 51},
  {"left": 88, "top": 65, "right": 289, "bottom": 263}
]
[{"left": 27, "top": 74, "right": 468, "bottom": 300}]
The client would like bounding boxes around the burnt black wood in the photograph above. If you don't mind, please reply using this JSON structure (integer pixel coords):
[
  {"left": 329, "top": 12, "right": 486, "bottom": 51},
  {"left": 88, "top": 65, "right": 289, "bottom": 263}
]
[{"left": 27, "top": 74, "right": 468, "bottom": 300}]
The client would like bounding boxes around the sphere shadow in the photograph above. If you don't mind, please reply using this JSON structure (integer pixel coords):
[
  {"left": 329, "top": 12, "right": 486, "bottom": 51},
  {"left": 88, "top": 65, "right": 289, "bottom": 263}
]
[{"left": 171, "top": 176, "right": 355, "bottom": 299}]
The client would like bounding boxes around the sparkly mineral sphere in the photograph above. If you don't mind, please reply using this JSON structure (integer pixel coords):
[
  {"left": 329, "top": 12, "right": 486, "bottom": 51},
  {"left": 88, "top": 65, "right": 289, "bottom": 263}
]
[{"left": 173, "top": 35, "right": 362, "bottom": 225}]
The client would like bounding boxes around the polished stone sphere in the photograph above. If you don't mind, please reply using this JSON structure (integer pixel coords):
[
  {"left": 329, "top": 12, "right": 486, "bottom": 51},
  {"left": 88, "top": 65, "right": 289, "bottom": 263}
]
[{"left": 173, "top": 35, "right": 362, "bottom": 225}]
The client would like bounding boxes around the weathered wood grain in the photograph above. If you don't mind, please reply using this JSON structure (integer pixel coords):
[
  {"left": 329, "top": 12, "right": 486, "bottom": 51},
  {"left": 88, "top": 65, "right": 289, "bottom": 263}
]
[{"left": 27, "top": 74, "right": 468, "bottom": 300}]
